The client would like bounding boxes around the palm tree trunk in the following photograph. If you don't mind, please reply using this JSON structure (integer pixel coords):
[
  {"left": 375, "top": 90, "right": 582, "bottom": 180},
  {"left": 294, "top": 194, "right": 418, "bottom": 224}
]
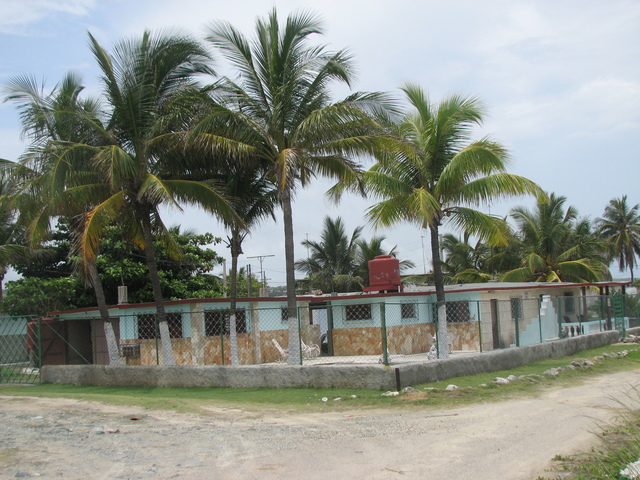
[
  {"left": 430, "top": 224, "right": 449, "bottom": 358},
  {"left": 282, "top": 188, "right": 301, "bottom": 365},
  {"left": 228, "top": 230, "right": 241, "bottom": 365},
  {"left": 86, "top": 258, "right": 122, "bottom": 366},
  {"left": 0, "top": 266, "right": 5, "bottom": 303},
  {"left": 141, "top": 209, "right": 175, "bottom": 366}
]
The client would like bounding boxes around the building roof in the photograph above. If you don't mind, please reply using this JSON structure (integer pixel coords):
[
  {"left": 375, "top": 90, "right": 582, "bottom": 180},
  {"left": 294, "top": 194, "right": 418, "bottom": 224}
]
[{"left": 48, "top": 280, "right": 631, "bottom": 316}]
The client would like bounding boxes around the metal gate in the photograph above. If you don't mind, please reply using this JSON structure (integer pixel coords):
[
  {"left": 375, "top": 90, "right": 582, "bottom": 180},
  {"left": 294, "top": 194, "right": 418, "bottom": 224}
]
[{"left": 0, "top": 316, "right": 94, "bottom": 384}]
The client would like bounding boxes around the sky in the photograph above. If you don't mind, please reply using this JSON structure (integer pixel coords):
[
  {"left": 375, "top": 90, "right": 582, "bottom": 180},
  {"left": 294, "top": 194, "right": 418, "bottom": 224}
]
[{"left": 1, "top": 0, "right": 639, "bottom": 287}]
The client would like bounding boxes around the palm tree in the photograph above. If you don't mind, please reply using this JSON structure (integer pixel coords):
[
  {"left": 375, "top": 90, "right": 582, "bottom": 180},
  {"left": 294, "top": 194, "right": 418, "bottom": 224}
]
[
  {"left": 296, "top": 216, "right": 363, "bottom": 293},
  {"left": 357, "top": 84, "right": 541, "bottom": 357},
  {"left": 2, "top": 73, "right": 123, "bottom": 364},
  {"left": 502, "top": 193, "right": 610, "bottom": 282},
  {"left": 596, "top": 195, "right": 640, "bottom": 282},
  {"left": 199, "top": 9, "right": 396, "bottom": 363},
  {"left": 441, "top": 232, "right": 492, "bottom": 283},
  {"left": 221, "top": 166, "right": 278, "bottom": 365},
  {"left": 0, "top": 168, "right": 28, "bottom": 303},
  {"left": 55, "top": 31, "right": 237, "bottom": 365}
]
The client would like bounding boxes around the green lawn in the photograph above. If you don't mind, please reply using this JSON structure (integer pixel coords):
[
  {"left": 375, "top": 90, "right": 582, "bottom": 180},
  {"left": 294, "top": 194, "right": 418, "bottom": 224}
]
[{"left": 1, "top": 344, "right": 638, "bottom": 414}]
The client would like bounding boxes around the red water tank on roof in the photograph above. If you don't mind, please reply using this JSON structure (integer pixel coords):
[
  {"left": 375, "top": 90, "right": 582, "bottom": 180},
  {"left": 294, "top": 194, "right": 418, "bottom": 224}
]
[{"left": 364, "top": 255, "right": 402, "bottom": 292}]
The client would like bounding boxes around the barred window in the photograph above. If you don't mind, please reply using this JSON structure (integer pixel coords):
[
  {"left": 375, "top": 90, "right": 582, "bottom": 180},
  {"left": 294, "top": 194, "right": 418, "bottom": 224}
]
[
  {"left": 345, "top": 304, "right": 372, "bottom": 321},
  {"left": 167, "top": 313, "right": 183, "bottom": 338},
  {"left": 401, "top": 303, "right": 417, "bottom": 320},
  {"left": 205, "top": 309, "right": 247, "bottom": 336},
  {"left": 137, "top": 314, "right": 156, "bottom": 340},
  {"left": 445, "top": 301, "right": 470, "bottom": 323},
  {"left": 137, "top": 312, "right": 183, "bottom": 339},
  {"left": 511, "top": 297, "right": 523, "bottom": 322}
]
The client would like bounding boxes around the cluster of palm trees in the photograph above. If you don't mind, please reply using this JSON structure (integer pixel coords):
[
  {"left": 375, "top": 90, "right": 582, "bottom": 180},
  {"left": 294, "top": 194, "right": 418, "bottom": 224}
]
[
  {"left": 439, "top": 193, "right": 640, "bottom": 285},
  {"left": 3, "top": 9, "right": 632, "bottom": 364},
  {"left": 295, "top": 215, "right": 415, "bottom": 293}
]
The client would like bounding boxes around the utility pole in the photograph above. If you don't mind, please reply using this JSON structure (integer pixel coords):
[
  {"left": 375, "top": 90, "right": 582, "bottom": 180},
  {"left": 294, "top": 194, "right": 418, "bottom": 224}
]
[
  {"left": 247, "top": 264, "right": 252, "bottom": 297},
  {"left": 247, "top": 254, "right": 275, "bottom": 286},
  {"left": 421, "top": 235, "right": 427, "bottom": 274}
]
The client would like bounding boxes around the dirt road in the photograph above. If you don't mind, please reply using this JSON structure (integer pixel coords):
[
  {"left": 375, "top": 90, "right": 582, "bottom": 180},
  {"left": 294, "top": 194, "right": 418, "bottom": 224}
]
[{"left": 1, "top": 368, "right": 639, "bottom": 480}]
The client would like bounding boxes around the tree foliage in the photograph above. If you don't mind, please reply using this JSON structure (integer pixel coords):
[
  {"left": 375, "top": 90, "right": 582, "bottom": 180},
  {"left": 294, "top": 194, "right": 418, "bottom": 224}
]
[
  {"left": 501, "top": 193, "right": 610, "bottom": 282},
  {"left": 2, "top": 276, "right": 94, "bottom": 316},
  {"left": 1, "top": 222, "right": 225, "bottom": 315},
  {"left": 596, "top": 195, "right": 640, "bottom": 282},
  {"left": 295, "top": 216, "right": 413, "bottom": 293},
  {"left": 198, "top": 9, "right": 398, "bottom": 363}
]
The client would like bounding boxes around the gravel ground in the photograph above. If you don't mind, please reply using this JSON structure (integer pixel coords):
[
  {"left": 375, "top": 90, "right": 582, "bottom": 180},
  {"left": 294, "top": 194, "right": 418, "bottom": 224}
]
[{"left": 1, "top": 368, "right": 640, "bottom": 480}]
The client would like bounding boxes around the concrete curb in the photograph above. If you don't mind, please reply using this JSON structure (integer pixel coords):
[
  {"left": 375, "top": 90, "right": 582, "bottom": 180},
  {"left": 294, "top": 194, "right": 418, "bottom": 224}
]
[{"left": 42, "top": 330, "right": 622, "bottom": 390}]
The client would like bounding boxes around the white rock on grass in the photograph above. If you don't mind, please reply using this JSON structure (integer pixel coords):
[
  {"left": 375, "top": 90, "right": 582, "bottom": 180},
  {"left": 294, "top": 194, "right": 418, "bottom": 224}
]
[
  {"left": 620, "top": 458, "right": 640, "bottom": 478},
  {"left": 402, "top": 387, "right": 414, "bottom": 393},
  {"left": 445, "top": 384, "right": 459, "bottom": 391},
  {"left": 507, "top": 375, "right": 518, "bottom": 381},
  {"left": 382, "top": 391, "right": 399, "bottom": 397},
  {"left": 494, "top": 377, "right": 510, "bottom": 384}
]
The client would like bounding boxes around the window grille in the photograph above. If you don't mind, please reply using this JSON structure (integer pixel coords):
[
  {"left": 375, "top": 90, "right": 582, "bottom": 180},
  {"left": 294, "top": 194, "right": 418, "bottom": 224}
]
[
  {"left": 434, "top": 301, "right": 471, "bottom": 323},
  {"left": 510, "top": 297, "right": 523, "bottom": 322},
  {"left": 137, "top": 314, "right": 156, "bottom": 340},
  {"left": 401, "top": 303, "right": 417, "bottom": 320},
  {"left": 136, "top": 312, "right": 183, "bottom": 339},
  {"left": 205, "top": 309, "right": 247, "bottom": 336},
  {"left": 345, "top": 304, "right": 372, "bottom": 321}
]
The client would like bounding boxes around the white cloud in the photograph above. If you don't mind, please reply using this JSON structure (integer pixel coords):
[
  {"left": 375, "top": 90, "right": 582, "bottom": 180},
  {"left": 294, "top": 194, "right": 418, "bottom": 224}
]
[
  {"left": 1, "top": 0, "right": 639, "bottom": 284},
  {"left": 0, "top": 0, "right": 95, "bottom": 33}
]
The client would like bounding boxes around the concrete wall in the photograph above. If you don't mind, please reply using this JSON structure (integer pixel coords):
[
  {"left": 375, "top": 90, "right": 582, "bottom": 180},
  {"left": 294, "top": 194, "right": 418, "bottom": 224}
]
[
  {"left": 42, "top": 363, "right": 398, "bottom": 390},
  {"left": 396, "top": 330, "right": 621, "bottom": 388},
  {"left": 42, "top": 330, "right": 622, "bottom": 390}
]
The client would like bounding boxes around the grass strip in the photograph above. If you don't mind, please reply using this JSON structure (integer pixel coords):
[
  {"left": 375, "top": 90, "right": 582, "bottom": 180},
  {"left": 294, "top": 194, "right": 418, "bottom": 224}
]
[{"left": 0, "top": 343, "right": 638, "bottom": 414}]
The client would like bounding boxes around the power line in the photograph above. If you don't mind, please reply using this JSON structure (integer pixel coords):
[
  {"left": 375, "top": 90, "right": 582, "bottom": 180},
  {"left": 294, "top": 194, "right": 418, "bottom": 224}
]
[{"left": 247, "top": 254, "right": 275, "bottom": 285}]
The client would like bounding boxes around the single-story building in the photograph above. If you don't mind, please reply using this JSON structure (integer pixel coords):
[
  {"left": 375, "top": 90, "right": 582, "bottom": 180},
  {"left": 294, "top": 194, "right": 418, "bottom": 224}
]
[{"left": 45, "top": 281, "right": 632, "bottom": 366}]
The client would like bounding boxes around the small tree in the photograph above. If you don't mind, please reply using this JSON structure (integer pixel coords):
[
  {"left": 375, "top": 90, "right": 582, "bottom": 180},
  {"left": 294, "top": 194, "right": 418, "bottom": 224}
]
[{"left": 596, "top": 195, "right": 640, "bottom": 282}]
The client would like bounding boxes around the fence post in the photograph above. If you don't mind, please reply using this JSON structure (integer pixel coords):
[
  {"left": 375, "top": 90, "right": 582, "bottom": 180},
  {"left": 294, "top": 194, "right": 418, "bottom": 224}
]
[
  {"left": 477, "top": 301, "right": 483, "bottom": 353},
  {"left": 556, "top": 297, "right": 563, "bottom": 338},
  {"left": 380, "top": 303, "right": 388, "bottom": 365},
  {"left": 297, "top": 306, "right": 303, "bottom": 365},
  {"left": 538, "top": 297, "right": 543, "bottom": 344},
  {"left": 154, "top": 315, "right": 160, "bottom": 365},
  {"left": 220, "top": 315, "right": 225, "bottom": 366},
  {"left": 37, "top": 317, "right": 43, "bottom": 371},
  {"left": 327, "top": 303, "right": 334, "bottom": 356},
  {"left": 514, "top": 300, "right": 520, "bottom": 347}
]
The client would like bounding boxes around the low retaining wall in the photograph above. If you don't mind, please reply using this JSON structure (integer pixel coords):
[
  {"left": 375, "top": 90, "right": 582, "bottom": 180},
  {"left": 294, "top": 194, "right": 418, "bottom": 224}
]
[
  {"left": 395, "top": 330, "right": 621, "bottom": 388},
  {"left": 42, "top": 330, "right": 621, "bottom": 390},
  {"left": 41, "top": 363, "right": 397, "bottom": 390}
]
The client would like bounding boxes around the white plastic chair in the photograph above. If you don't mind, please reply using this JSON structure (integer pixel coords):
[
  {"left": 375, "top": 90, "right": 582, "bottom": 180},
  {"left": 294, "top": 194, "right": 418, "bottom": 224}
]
[
  {"left": 301, "top": 339, "right": 320, "bottom": 359},
  {"left": 271, "top": 339, "right": 288, "bottom": 362}
]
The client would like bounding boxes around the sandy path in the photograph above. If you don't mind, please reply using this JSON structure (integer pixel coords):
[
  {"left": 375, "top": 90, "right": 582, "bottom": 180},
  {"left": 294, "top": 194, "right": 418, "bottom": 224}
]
[{"left": 1, "top": 369, "right": 639, "bottom": 480}]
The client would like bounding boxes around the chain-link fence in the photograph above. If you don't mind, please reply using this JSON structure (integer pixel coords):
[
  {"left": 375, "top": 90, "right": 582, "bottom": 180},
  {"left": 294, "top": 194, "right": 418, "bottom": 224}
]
[{"left": 2, "top": 294, "right": 638, "bottom": 382}]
